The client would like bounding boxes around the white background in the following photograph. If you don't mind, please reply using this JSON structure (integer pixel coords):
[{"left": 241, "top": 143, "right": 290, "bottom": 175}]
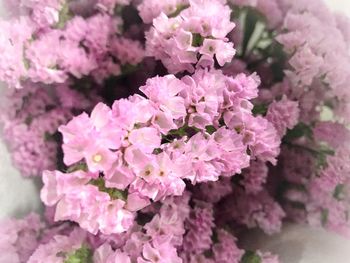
[{"left": 0, "top": 0, "right": 349, "bottom": 262}]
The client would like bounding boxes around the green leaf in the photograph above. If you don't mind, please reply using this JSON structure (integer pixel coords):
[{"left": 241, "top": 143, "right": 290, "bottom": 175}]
[
  {"left": 192, "top": 33, "right": 204, "bottom": 47},
  {"left": 121, "top": 63, "right": 139, "bottom": 75},
  {"left": 241, "top": 251, "right": 262, "bottom": 263},
  {"left": 205, "top": 125, "right": 216, "bottom": 135},
  {"left": 169, "top": 4, "right": 189, "bottom": 18},
  {"left": 321, "top": 209, "right": 329, "bottom": 226},
  {"left": 242, "top": 9, "right": 260, "bottom": 57},
  {"left": 44, "top": 132, "right": 54, "bottom": 141},
  {"left": 64, "top": 245, "right": 93, "bottom": 263},
  {"left": 114, "top": 5, "right": 124, "bottom": 16},
  {"left": 203, "top": 249, "right": 214, "bottom": 258},
  {"left": 252, "top": 104, "right": 268, "bottom": 116},
  {"left": 23, "top": 57, "right": 30, "bottom": 70},
  {"left": 67, "top": 162, "right": 88, "bottom": 173},
  {"left": 333, "top": 184, "right": 345, "bottom": 200},
  {"left": 90, "top": 178, "right": 128, "bottom": 201},
  {"left": 56, "top": 2, "right": 73, "bottom": 29},
  {"left": 153, "top": 148, "right": 163, "bottom": 155},
  {"left": 25, "top": 116, "right": 33, "bottom": 126},
  {"left": 168, "top": 125, "right": 188, "bottom": 137},
  {"left": 316, "top": 145, "right": 335, "bottom": 169},
  {"left": 283, "top": 123, "right": 313, "bottom": 142}
]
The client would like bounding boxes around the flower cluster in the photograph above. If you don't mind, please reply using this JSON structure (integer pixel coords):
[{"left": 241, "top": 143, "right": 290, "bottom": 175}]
[
  {"left": 275, "top": 0, "right": 350, "bottom": 124},
  {"left": 41, "top": 69, "right": 281, "bottom": 234},
  {"left": 0, "top": 83, "right": 97, "bottom": 176},
  {"left": 0, "top": 214, "right": 43, "bottom": 263},
  {"left": 1, "top": 193, "right": 279, "bottom": 263},
  {"left": 144, "top": 0, "right": 236, "bottom": 73},
  {"left": 0, "top": 0, "right": 144, "bottom": 88}
]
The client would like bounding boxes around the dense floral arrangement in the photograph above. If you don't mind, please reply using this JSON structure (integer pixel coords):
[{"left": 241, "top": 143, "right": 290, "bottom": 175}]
[{"left": 0, "top": 0, "right": 349, "bottom": 262}]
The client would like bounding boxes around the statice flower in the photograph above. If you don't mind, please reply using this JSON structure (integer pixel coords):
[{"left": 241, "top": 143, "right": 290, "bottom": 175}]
[
  {"left": 279, "top": 145, "right": 315, "bottom": 185},
  {"left": 9, "top": 0, "right": 64, "bottom": 29},
  {"left": 93, "top": 243, "right": 131, "bottom": 263},
  {"left": 0, "top": 214, "right": 43, "bottom": 263},
  {"left": 43, "top": 68, "right": 280, "bottom": 234},
  {"left": 212, "top": 229, "right": 244, "bottom": 263},
  {"left": 313, "top": 121, "right": 350, "bottom": 149},
  {"left": 275, "top": 4, "right": 350, "bottom": 123},
  {"left": 182, "top": 202, "right": 214, "bottom": 254},
  {"left": 1, "top": 85, "right": 67, "bottom": 176},
  {"left": 336, "top": 14, "right": 350, "bottom": 45},
  {"left": 0, "top": 17, "right": 34, "bottom": 89},
  {"left": 194, "top": 177, "right": 232, "bottom": 203},
  {"left": 0, "top": 83, "right": 95, "bottom": 177},
  {"left": 241, "top": 115, "right": 281, "bottom": 165},
  {"left": 121, "top": 194, "right": 190, "bottom": 262},
  {"left": 266, "top": 96, "right": 300, "bottom": 137},
  {"left": 25, "top": 14, "right": 144, "bottom": 85},
  {"left": 41, "top": 170, "right": 135, "bottom": 235},
  {"left": 225, "top": 189, "right": 286, "bottom": 235},
  {"left": 96, "top": 0, "right": 132, "bottom": 14},
  {"left": 3, "top": 0, "right": 350, "bottom": 261},
  {"left": 258, "top": 251, "right": 280, "bottom": 263},
  {"left": 145, "top": 0, "right": 235, "bottom": 73},
  {"left": 110, "top": 37, "right": 145, "bottom": 65},
  {"left": 28, "top": 228, "right": 91, "bottom": 263},
  {"left": 242, "top": 160, "right": 268, "bottom": 194},
  {"left": 228, "top": 0, "right": 283, "bottom": 28},
  {"left": 0, "top": 3, "right": 144, "bottom": 88},
  {"left": 137, "top": 0, "right": 189, "bottom": 24},
  {"left": 306, "top": 145, "right": 350, "bottom": 235}
]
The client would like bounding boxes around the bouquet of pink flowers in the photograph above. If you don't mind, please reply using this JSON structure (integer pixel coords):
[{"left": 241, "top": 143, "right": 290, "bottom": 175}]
[{"left": 0, "top": 0, "right": 349, "bottom": 262}]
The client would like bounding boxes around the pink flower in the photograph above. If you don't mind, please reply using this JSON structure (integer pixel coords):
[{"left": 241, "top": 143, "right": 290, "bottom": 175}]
[
  {"left": 266, "top": 96, "right": 300, "bottom": 137},
  {"left": 98, "top": 200, "right": 135, "bottom": 235},
  {"left": 138, "top": 238, "right": 182, "bottom": 263},
  {"left": 228, "top": 189, "right": 286, "bottom": 235},
  {"left": 0, "top": 17, "right": 34, "bottom": 88},
  {"left": 126, "top": 192, "right": 151, "bottom": 212},
  {"left": 28, "top": 228, "right": 88, "bottom": 263},
  {"left": 212, "top": 127, "right": 251, "bottom": 176},
  {"left": 41, "top": 170, "right": 92, "bottom": 207},
  {"left": 140, "top": 75, "right": 187, "bottom": 120},
  {"left": 104, "top": 154, "right": 135, "bottom": 189},
  {"left": 212, "top": 229, "right": 244, "bottom": 263},
  {"left": 313, "top": 121, "right": 350, "bottom": 149},
  {"left": 137, "top": 0, "right": 189, "bottom": 24},
  {"left": 59, "top": 102, "right": 124, "bottom": 166},
  {"left": 258, "top": 251, "right": 280, "bottom": 263},
  {"left": 110, "top": 37, "right": 145, "bottom": 65},
  {"left": 112, "top": 95, "right": 156, "bottom": 131},
  {"left": 152, "top": 111, "right": 178, "bottom": 134},
  {"left": 59, "top": 113, "right": 94, "bottom": 166},
  {"left": 41, "top": 169, "right": 135, "bottom": 235},
  {"left": 83, "top": 143, "right": 118, "bottom": 173},
  {"left": 289, "top": 45, "right": 324, "bottom": 86},
  {"left": 195, "top": 177, "right": 232, "bottom": 203},
  {"left": 94, "top": 244, "right": 131, "bottom": 263},
  {"left": 243, "top": 116, "right": 281, "bottom": 165},
  {"left": 242, "top": 160, "right": 268, "bottom": 194},
  {"left": 0, "top": 214, "right": 43, "bottom": 263},
  {"left": 200, "top": 39, "right": 235, "bottom": 66},
  {"left": 128, "top": 127, "right": 161, "bottom": 153},
  {"left": 183, "top": 202, "right": 214, "bottom": 254},
  {"left": 130, "top": 152, "right": 186, "bottom": 200},
  {"left": 96, "top": 0, "right": 132, "bottom": 14},
  {"left": 145, "top": 0, "right": 235, "bottom": 73}
]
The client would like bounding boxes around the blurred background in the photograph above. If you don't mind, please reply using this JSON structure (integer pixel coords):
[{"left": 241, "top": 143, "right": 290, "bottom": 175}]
[
  {"left": 0, "top": 0, "right": 349, "bottom": 262},
  {"left": 324, "top": 0, "right": 350, "bottom": 15}
]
